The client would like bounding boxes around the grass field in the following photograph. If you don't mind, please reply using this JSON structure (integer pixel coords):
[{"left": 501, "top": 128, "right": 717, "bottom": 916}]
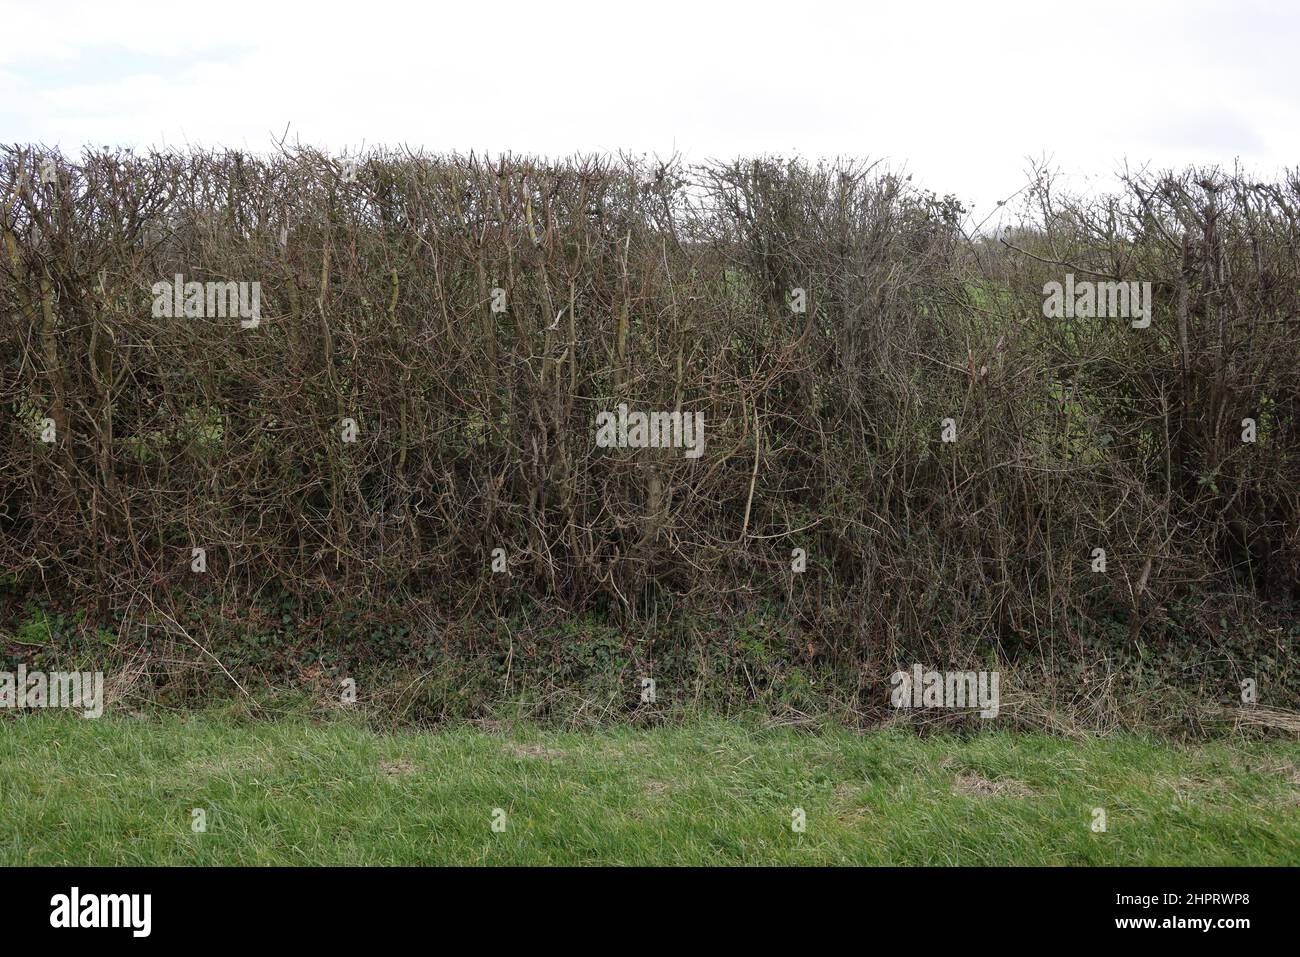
[{"left": 2, "top": 709, "right": 1297, "bottom": 865}]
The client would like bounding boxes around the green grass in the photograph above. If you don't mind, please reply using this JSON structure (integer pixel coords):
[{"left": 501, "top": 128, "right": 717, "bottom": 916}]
[{"left": 2, "top": 710, "right": 1297, "bottom": 865}]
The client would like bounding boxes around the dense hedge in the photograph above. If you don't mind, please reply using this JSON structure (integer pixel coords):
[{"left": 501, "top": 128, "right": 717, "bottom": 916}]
[{"left": 1, "top": 147, "right": 1297, "bottom": 698}]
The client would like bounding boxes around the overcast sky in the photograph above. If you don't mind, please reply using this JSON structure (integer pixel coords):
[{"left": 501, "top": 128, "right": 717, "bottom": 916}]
[{"left": 2, "top": 0, "right": 1295, "bottom": 221}]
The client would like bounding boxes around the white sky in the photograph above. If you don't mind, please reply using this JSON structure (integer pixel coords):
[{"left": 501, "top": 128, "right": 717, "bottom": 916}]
[{"left": 2, "top": 0, "right": 1296, "bottom": 221}]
